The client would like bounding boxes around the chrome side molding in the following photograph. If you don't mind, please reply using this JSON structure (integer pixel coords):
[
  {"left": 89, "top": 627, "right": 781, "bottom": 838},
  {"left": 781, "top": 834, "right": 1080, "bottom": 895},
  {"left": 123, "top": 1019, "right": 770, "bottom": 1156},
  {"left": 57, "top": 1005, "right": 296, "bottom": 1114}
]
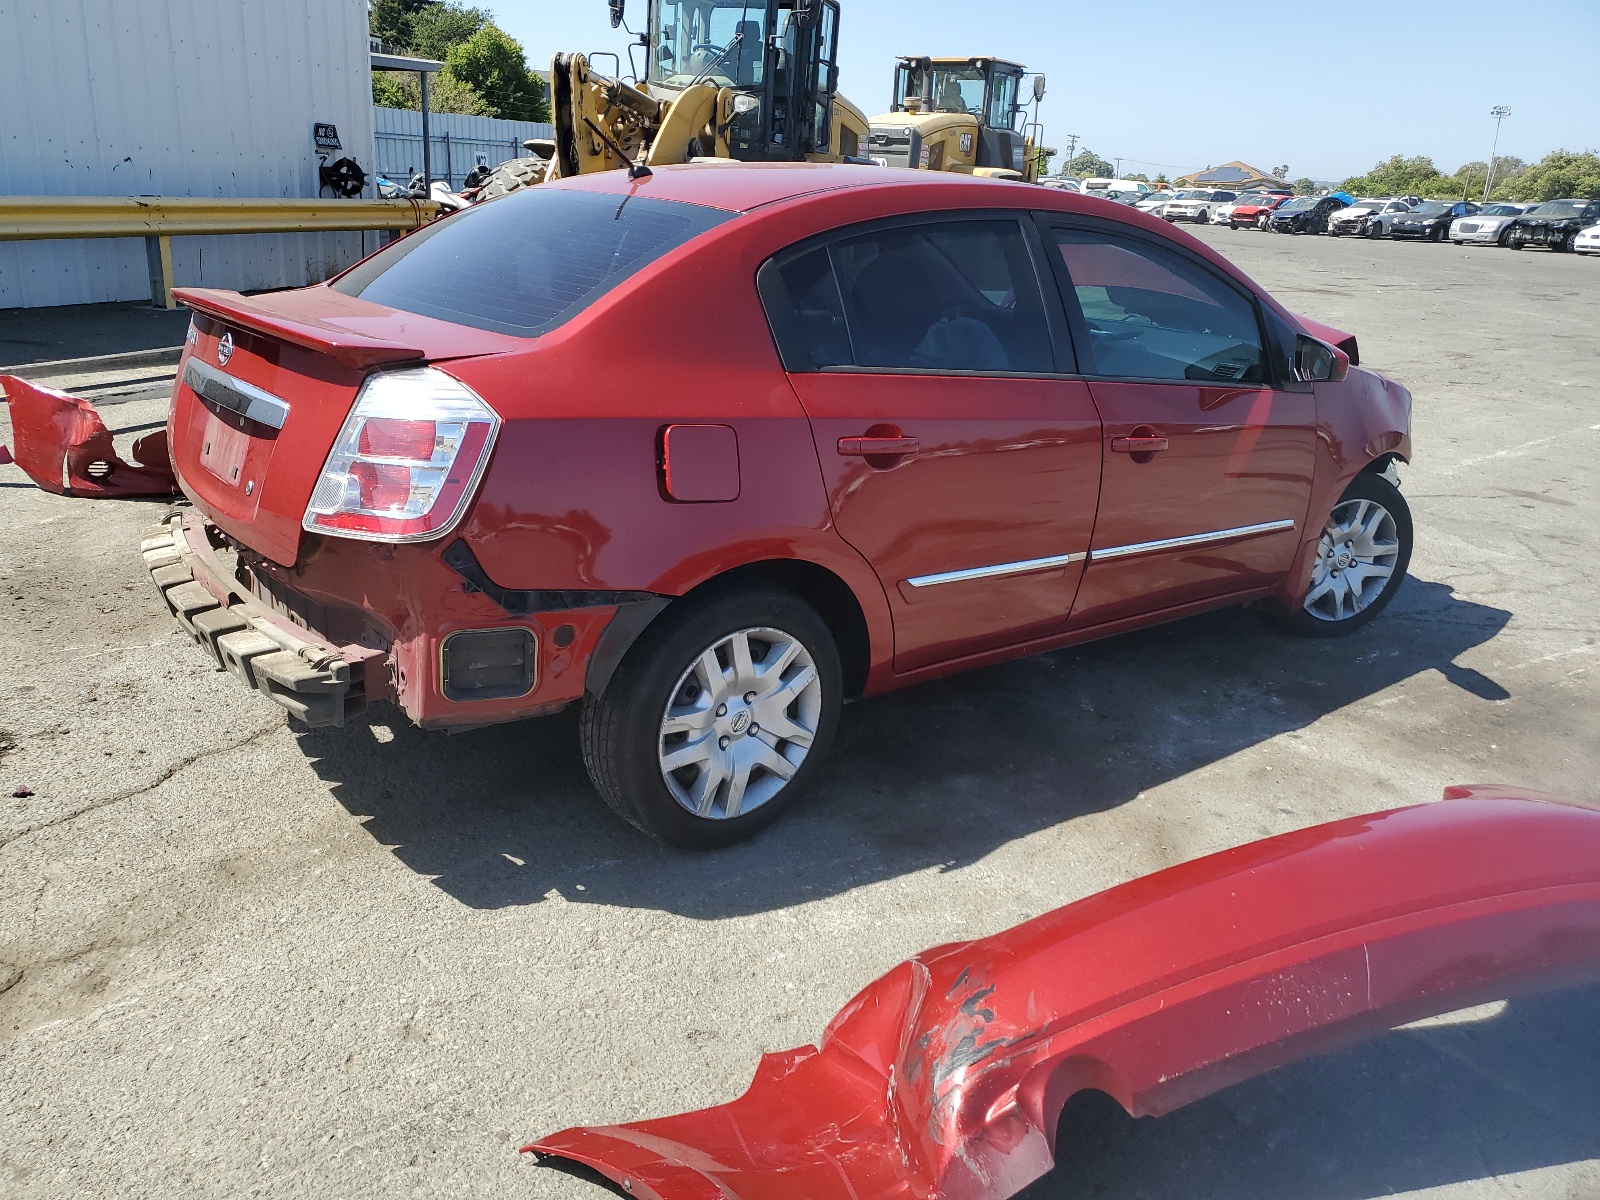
[
  {"left": 1089, "top": 519, "right": 1296, "bottom": 562},
  {"left": 906, "top": 551, "right": 1087, "bottom": 589},
  {"left": 903, "top": 520, "right": 1296, "bottom": 589}
]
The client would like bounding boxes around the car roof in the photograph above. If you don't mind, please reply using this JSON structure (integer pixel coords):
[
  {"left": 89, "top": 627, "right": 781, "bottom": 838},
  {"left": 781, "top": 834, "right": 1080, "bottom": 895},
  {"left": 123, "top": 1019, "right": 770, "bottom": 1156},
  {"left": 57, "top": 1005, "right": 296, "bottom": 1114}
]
[{"left": 541, "top": 161, "right": 1050, "bottom": 214}]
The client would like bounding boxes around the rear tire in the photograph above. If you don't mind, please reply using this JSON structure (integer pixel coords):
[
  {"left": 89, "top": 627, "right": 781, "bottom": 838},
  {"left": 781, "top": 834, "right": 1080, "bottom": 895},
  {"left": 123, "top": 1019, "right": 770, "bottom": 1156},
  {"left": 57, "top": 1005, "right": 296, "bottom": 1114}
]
[
  {"left": 1269, "top": 471, "right": 1412, "bottom": 638},
  {"left": 580, "top": 585, "right": 842, "bottom": 848},
  {"left": 1367, "top": 220, "right": 1384, "bottom": 239}
]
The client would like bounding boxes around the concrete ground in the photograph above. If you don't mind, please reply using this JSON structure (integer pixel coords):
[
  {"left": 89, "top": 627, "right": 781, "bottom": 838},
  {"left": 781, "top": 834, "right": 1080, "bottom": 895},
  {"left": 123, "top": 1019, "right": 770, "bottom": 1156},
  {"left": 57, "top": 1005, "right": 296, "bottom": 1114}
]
[{"left": 2, "top": 229, "right": 1597, "bottom": 1199}]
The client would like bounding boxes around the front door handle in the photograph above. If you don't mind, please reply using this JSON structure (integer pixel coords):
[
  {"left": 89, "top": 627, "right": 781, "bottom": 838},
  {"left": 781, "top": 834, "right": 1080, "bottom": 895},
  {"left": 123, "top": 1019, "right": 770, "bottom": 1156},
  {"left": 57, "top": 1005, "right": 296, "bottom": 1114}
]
[
  {"left": 838, "top": 435, "right": 920, "bottom": 457},
  {"left": 1111, "top": 435, "right": 1169, "bottom": 453}
]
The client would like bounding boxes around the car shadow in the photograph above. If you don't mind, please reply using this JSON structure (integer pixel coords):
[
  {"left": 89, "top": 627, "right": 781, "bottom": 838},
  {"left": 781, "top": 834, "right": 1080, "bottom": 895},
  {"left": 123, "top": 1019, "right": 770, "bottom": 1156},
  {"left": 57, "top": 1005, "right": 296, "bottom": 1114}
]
[
  {"left": 1026, "top": 982, "right": 1600, "bottom": 1199},
  {"left": 297, "top": 575, "right": 1512, "bottom": 916}
]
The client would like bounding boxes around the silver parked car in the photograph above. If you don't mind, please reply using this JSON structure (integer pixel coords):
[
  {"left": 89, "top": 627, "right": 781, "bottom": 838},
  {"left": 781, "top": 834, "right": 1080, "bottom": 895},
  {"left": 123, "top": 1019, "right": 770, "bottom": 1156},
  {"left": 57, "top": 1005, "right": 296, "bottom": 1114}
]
[
  {"left": 1327, "top": 198, "right": 1415, "bottom": 239},
  {"left": 1451, "top": 203, "right": 1530, "bottom": 246}
]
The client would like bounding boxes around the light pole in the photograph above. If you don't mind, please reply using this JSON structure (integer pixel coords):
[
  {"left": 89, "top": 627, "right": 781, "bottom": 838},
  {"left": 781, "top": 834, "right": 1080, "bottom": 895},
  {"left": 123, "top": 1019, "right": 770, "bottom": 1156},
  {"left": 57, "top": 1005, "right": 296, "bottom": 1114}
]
[{"left": 1482, "top": 105, "right": 1511, "bottom": 202}]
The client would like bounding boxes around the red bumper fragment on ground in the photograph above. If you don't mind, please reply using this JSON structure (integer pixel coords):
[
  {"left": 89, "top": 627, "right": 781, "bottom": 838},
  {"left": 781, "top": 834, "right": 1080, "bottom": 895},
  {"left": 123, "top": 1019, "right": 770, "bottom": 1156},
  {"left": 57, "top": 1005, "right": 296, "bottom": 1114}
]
[
  {"left": 1, "top": 373, "right": 178, "bottom": 497},
  {"left": 525, "top": 788, "right": 1600, "bottom": 1200}
]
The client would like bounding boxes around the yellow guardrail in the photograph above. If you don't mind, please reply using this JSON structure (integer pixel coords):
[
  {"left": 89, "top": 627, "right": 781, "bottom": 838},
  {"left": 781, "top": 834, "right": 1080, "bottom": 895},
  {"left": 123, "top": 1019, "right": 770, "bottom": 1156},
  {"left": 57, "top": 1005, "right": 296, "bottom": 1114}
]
[{"left": 0, "top": 196, "right": 441, "bottom": 309}]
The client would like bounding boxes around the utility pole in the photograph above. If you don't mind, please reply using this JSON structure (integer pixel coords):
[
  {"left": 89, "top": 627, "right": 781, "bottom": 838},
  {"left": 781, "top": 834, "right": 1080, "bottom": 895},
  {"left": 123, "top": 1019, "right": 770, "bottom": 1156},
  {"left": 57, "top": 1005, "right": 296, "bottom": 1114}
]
[
  {"left": 1064, "top": 133, "right": 1078, "bottom": 167},
  {"left": 1114, "top": 156, "right": 1122, "bottom": 177},
  {"left": 1483, "top": 105, "right": 1511, "bottom": 202}
]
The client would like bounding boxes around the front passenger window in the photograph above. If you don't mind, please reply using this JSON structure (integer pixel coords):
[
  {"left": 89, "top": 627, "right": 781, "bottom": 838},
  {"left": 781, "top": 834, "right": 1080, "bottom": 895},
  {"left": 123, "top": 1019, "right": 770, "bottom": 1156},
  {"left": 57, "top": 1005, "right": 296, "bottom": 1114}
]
[{"left": 1050, "top": 227, "right": 1267, "bottom": 384}]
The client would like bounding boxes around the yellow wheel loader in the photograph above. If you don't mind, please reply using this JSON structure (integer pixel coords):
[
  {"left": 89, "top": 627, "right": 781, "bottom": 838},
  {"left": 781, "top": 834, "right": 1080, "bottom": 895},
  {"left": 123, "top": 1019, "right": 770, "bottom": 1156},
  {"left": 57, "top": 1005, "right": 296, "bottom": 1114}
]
[
  {"left": 477, "top": 0, "right": 870, "bottom": 201},
  {"left": 865, "top": 56, "right": 1050, "bottom": 183}
]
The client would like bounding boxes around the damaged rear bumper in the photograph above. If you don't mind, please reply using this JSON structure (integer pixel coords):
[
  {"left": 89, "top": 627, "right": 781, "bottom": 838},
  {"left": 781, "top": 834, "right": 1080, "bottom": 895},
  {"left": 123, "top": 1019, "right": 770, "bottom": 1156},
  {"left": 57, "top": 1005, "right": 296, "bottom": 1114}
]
[
  {"left": 142, "top": 512, "right": 378, "bottom": 727},
  {"left": 526, "top": 790, "right": 1600, "bottom": 1200}
]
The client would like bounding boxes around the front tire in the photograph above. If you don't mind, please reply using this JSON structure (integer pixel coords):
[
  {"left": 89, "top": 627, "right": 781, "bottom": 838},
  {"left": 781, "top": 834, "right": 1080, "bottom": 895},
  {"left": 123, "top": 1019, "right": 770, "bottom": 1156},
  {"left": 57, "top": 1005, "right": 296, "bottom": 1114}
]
[
  {"left": 1270, "top": 471, "right": 1412, "bottom": 638},
  {"left": 1508, "top": 228, "right": 1527, "bottom": 250},
  {"left": 580, "top": 585, "right": 842, "bottom": 848}
]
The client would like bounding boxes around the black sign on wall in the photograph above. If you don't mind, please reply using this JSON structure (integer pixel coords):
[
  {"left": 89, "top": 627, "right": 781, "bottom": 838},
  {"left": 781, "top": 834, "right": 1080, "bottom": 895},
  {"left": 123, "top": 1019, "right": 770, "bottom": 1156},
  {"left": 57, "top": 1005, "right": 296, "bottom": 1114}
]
[{"left": 313, "top": 123, "right": 342, "bottom": 151}]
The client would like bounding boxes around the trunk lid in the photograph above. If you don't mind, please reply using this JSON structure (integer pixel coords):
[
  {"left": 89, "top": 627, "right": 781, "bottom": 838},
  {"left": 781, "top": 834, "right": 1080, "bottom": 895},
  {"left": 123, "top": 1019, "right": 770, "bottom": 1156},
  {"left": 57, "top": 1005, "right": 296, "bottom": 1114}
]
[{"left": 169, "top": 286, "right": 521, "bottom": 566}]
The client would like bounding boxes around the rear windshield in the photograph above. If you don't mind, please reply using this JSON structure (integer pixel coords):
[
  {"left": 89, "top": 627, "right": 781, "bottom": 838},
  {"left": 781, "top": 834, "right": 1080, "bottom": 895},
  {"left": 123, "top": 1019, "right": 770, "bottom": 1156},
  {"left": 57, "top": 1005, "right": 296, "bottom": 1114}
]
[{"left": 332, "top": 188, "right": 731, "bottom": 337}]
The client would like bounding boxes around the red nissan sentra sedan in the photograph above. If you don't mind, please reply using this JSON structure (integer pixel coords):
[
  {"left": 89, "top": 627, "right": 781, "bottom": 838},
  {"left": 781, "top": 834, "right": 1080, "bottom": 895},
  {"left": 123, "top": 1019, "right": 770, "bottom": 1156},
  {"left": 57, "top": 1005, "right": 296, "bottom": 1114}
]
[{"left": 149, "top": 162, "right": 1412, "bottom": 847}]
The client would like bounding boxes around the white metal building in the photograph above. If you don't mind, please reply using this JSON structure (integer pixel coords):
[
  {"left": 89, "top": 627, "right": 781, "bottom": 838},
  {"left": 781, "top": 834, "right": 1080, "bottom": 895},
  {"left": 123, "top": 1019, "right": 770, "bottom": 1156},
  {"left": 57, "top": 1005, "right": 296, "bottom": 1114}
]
[{"left": 0, "top": 0, "right": 376, "bottom": 308}]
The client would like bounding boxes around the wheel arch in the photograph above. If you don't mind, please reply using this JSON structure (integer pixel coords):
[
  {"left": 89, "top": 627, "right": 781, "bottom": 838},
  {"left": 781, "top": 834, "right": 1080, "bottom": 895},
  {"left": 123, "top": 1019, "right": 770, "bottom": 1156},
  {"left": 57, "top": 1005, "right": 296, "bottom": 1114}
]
[{"left": 585, "top": 557, "right": 877, "bottom": 701}]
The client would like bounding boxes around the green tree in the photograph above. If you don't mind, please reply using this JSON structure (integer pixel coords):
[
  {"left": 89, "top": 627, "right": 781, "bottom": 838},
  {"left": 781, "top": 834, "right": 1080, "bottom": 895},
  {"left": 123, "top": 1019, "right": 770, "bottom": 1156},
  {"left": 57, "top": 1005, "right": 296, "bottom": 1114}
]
[
  {"left": 1062, "top": 149, "right": 1114, "bottom": 178},
  {"left": 408, "top": 2, "right": 490, "bottom": 59},
  {"left": 446, "top": 25, "right": 551, "bottom": 122},
  {"left": 1153, "top": 172, "right": 1168, "bottom": 185},
  {"left": 1504, "top": 149, "right": 1600, "bottom": 201},
  {"left": 369, "top": 0, "right": 434, "bottom": 50},
  {"left": 1125, "top": 172, "right": 1149, "bottom": 183},
  {"left": 372, "top": 67, "right": 491, "bottom": 116},
  {"left": 1292, "top": 177, "right": 1318, "bottom": 195},
  {"left": 1340, "top": 154, "right": 1457, "bottom": 198}
]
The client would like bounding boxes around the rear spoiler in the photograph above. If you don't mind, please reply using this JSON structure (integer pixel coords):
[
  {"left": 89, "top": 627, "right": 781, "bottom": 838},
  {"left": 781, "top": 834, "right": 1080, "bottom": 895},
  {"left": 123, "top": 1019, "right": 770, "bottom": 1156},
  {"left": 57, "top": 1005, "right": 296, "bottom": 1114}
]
[
  {"left": 526, "top": 789, "right": 1600, "bottom": 1200},
  {"left": 174, "top": 287, "right": 426, "bottom": 372}
]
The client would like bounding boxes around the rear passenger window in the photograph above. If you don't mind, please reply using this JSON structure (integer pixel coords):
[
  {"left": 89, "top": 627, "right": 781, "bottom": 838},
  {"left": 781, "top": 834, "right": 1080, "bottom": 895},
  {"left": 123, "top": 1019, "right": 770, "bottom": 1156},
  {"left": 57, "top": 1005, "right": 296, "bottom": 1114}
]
[
  {"left": 765, "top": 219, "right": 1055, "bottom": 374},
  {"left": 1050, "top": 227, "right": 1266, "bottom": 383}
]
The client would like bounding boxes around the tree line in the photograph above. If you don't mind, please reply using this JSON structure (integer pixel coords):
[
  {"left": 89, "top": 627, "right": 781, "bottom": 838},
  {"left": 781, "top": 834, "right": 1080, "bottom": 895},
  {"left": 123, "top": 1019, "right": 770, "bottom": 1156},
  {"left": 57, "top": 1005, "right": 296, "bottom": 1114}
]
[
  {"left": 1048, "top": 146, "right": 1600, "bottom": 202},
  {"left": 1339, "top": 151, "right": 1600, "bottom": 203},
  {"left": 370, "top": 0, "right": 551, "bottom": 123}
]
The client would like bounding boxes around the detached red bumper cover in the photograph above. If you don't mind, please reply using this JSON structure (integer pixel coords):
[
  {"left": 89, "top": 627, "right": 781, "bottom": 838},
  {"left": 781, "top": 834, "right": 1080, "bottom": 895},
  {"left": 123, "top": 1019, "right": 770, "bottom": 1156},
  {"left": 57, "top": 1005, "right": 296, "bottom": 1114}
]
[
  {"left": 526, "top": 789, "right": 1600, "bottom": 1200},
  {"left": 1, "top": 374, "right": 178, "bottom": 497}
]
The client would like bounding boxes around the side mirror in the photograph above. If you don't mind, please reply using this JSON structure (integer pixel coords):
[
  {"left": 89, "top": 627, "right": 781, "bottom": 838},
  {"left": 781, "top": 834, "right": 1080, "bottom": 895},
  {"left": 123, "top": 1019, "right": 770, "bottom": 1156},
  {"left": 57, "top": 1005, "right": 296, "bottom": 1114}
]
[
  {"left": 1295, "top": 335, "right": 1349, "bottom": 384},
  {"left": 1032, "top": 74, "right": 1046, "bottom": 102},
  {"left": 608, "top": 0, "right": 625, "bottom": 28}
]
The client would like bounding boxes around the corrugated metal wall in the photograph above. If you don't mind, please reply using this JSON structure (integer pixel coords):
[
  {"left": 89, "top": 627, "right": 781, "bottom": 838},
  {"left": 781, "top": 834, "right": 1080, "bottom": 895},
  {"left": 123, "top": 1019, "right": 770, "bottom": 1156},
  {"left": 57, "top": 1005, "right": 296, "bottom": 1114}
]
[
  {"left": 0, "top": 0, "right": 375, "bottom": 308},
  {"left": 373, "top": 108, "right": 555, "bottom": 191}
]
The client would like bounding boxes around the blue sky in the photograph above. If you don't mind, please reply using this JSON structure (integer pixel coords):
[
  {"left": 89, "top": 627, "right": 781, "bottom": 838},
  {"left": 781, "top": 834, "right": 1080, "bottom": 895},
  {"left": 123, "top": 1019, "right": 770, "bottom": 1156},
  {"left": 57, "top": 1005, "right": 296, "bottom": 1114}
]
[{"left": 488, "top": 0, "right": 1597, "bottom": 181}]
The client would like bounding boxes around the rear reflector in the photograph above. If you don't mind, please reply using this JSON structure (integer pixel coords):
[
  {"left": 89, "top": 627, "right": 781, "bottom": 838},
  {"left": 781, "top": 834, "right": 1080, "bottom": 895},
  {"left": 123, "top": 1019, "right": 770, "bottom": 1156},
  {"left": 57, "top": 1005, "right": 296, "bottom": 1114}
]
[
  {"left": 440, "top": 628, "right": 535, "bottom": 701},
  {"left": 303, "top": 367, "right": 499, "bottom": 542}
]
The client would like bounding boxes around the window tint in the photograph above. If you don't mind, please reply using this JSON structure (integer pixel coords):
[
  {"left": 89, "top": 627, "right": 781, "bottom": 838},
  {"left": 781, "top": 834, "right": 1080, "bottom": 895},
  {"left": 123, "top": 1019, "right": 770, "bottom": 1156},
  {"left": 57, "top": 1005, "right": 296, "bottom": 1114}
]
[
  {"left": 765, "top": 221, "right": 1056, "bottom": 374},
  {"left": 772, "top": 246, "right": 852, "bottom": 368},
  {"left": 333, "top": 188, "right": 730, "bottom": 338},
  {"left": 1051, "top": 227, "right": 1266, "bottom": 383},
  {"left": 831, "top": 221, "right": 1052, "bottom": 372}
]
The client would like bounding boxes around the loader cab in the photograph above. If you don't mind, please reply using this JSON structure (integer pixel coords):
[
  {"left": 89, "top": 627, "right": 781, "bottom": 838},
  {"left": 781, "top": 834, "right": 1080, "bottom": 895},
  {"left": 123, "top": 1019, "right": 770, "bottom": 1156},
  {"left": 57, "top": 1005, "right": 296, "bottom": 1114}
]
[
  {"left": 643, "top": 0, "right": 843, "bottom": 160},
  {"left": 872, "top": 56, "right": 1029, "bottom": 176}
]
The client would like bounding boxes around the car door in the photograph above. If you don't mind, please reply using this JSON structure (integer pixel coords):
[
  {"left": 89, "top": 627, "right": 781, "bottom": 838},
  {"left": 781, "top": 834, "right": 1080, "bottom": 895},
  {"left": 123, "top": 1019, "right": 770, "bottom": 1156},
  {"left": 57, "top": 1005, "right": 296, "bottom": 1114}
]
[
  {"left": 757, "top": 214, "right": 1103, "bottom": 673},
  {"left": 1035, "top": 217, "right": 1317, "bottom": 629}
]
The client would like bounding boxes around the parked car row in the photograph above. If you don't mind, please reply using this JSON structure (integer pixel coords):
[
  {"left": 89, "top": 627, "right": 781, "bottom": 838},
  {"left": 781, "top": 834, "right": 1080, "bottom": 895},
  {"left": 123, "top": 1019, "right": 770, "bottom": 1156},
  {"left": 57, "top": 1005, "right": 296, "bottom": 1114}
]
[{"left": 1038, "top": 177, "right": 1600, "bottom": 254}]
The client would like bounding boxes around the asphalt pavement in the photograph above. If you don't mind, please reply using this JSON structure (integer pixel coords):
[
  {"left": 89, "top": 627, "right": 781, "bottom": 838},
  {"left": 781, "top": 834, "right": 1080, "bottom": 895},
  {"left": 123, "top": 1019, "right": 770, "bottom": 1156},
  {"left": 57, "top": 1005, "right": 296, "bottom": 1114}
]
[{"left": 2, "top": 227, "right": 1597, "bottom": 1198}]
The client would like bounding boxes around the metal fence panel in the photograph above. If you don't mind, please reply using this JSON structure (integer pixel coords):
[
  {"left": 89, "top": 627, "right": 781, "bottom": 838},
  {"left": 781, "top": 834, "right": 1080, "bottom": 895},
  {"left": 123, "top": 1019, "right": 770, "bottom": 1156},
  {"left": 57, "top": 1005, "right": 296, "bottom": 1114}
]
[{"left": 372, "top": 107, "right": 555, "bottom": 190}]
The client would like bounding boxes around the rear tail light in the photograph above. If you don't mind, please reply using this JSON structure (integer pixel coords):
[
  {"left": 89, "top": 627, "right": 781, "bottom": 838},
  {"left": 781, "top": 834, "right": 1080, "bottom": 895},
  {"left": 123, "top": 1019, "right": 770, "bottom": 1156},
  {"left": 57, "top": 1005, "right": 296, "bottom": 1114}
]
[{"left": 303, "top": 367, "right": 499, "bottom": 542}]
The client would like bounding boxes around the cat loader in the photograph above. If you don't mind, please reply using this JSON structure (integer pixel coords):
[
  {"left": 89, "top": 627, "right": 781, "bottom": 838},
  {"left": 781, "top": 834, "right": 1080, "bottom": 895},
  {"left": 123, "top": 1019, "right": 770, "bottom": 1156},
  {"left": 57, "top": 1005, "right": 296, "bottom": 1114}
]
[
  {"left": 477, "top": 0, "right": 870, "bottom": 201},
  {"left": 865, "top": 56, "right": 1050, "bottom": 183}
]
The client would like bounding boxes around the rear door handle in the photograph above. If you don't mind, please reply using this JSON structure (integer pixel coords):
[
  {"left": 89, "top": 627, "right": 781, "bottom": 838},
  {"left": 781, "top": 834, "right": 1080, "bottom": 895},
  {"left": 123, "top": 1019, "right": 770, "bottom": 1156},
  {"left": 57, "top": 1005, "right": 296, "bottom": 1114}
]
[
  {"left": 838, "top": 435, "right": 919, "bottom": 457},
  {"left": 1111, "top": 435, "right": 1169, "bottom": 453}
]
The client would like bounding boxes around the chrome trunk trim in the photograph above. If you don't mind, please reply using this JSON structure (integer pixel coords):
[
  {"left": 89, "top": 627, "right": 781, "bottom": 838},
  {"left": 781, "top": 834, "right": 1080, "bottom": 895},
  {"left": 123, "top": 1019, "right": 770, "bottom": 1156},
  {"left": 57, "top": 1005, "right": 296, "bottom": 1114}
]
[{"left": 183, "top": 358, "right": 290, "bottom": 430}]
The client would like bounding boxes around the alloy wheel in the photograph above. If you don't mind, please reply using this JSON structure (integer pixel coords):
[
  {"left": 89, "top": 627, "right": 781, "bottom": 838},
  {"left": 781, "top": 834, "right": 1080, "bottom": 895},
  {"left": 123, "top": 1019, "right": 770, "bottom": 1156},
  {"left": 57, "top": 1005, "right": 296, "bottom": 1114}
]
[
  {"left": 1304, "top": 498, "right": 1401, "bottom": 622},
  {"left": 657, "top": 627, "right": 823, "bottom": 820}
]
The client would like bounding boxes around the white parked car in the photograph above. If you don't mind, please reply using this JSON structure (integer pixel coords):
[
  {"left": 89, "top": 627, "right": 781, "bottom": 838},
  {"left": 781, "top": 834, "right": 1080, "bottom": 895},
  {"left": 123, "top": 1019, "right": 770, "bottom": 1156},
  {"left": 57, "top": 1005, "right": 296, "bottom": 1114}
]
[
  {"left": 1162, "top": 188, "right": 1238, "bottom": 224},
  {"left": 1576, "top": 223, "right": 1600, "bottom": 255},
  {"left": 1450, "top": 203, "right": 1531, "bottom": 246},
  {"left": 1327, "top": 198, "right": 1415, "bottom": 239},
  {"left": 1212, "top": 199, "right": 1242, "bottom": 225},
  {"left": 1038, "top": 176, "right": 1083, "bottom": 193},
  {"left": 1134, "top": 190, "right": 1177, "bottom": 216}
]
